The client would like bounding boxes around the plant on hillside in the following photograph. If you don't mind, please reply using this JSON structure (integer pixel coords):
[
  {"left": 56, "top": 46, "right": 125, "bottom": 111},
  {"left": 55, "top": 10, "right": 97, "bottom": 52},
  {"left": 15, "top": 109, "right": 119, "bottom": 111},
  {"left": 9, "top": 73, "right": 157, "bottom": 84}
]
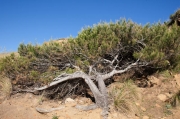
[
  {"left": 109, "top": 80, "right": 139, "bottom": 114},
  {"left": 1, "top": 18, "right": 180, "bottom": 119},
  {"left": 0, "top": 53, "right": 31, "bottom": 80},
  {"left": 52, "top": 115, "right": 59, "bottom": 119}
]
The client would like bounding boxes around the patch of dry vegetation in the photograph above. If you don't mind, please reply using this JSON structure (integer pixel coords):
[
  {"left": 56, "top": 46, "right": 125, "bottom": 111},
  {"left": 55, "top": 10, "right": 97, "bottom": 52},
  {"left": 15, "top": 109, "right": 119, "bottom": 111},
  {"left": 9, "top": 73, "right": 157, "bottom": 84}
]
[
  {"left": 0, "top": 52, "right": 19, "bottom": 59},
  {"left": 0, "top": 53, "right": 11, "bottom": 59},
  {"left": 0, "top": 75, "right": 12, "bottom": 100},
  {"left": 109, "top": 80, "right": 139, "bottom": 115}
]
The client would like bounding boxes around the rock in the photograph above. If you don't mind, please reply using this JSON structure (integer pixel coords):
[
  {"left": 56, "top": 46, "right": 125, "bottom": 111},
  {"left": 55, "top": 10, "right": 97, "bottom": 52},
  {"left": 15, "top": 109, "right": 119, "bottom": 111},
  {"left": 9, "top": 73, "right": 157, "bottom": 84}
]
[
  {"left": 143, "top": 116, "right": 149, "bottom": 119},
  {"left": 65, "top": 98, "right": 77, "bottom": 107},
  {"left": 135, "top": 102, "right": 140, "bottom": 106},
  {"left": 65, "top": 98, "right": 75, "bottom": 103},
  {"left": 157, "top": 94, "right": 167, "bottom": 102},
  {"left": 140, "top": 107, "right": 146, "bottom": 112}
]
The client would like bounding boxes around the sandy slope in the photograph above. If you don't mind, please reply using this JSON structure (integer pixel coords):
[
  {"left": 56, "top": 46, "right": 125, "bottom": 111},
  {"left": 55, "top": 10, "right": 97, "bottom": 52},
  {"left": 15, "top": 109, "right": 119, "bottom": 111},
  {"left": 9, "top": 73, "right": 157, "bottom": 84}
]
[{"left": 1, "top": 74, "right": 180, "bottom": 119}]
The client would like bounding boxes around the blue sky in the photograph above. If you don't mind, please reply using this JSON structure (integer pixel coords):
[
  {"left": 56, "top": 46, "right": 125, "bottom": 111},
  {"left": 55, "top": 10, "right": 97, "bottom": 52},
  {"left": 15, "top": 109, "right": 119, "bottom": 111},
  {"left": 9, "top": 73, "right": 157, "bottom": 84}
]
[{"left": 0, "top": 0, "right": 180, "bottom": 52}]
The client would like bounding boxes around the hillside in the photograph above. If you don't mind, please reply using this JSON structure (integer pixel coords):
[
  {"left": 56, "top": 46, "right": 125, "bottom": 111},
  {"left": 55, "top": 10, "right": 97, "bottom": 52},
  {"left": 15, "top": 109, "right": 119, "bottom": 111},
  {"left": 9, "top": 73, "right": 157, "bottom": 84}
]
[
  {"left": 0, "top": 18, "right": 180, "bottom": 119},
  {"left": 1, "top": 73, "right": 180, "bottom": 119}
]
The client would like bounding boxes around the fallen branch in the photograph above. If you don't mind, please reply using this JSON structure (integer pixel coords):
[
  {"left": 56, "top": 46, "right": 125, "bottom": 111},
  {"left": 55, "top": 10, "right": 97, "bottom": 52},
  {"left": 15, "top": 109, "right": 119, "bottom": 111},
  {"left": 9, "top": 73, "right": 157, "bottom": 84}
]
[
  {"left": 75, "top": 104, "right": 98, "bottom": 111},
  {"left": 36, "top": 106, "right": 65, "bottom": 113}
]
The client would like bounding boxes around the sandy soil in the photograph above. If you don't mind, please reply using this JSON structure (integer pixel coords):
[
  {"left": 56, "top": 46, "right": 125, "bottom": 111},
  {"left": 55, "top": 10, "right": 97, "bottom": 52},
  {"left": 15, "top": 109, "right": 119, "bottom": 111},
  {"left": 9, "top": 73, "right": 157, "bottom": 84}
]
[{"left": 0, "top": 74, "right": 180, "bottom": 119}]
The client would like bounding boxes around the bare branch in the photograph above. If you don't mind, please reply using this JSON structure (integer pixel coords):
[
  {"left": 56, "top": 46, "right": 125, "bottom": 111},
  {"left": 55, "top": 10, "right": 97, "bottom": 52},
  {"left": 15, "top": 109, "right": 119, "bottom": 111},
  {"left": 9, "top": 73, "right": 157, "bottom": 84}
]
[
  {"left": 100, "top": 60, "right": 140, "bottom": 80},
  {"left": 36, "top": 106, "right": 65, "bottom": 113},
  {"left": 75, "top": 104, "right": 98, "bottom": 111}
]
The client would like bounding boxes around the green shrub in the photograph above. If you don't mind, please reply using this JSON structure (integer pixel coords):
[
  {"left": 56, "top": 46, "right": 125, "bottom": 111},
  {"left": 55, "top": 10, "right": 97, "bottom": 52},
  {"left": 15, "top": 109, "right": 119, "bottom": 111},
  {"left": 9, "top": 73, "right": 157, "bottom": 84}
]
[
  {"left": 134, "top": 24, "right": 180, "bottom": 70},
  {"left": 52, "top": 115, "right": 58, "bottom": 119},
  {"left": 1, "top": 19, "right": 180, "bottom": 83},
  {"left": 0, "top": 53, "right": 31, "bottom": 80}
]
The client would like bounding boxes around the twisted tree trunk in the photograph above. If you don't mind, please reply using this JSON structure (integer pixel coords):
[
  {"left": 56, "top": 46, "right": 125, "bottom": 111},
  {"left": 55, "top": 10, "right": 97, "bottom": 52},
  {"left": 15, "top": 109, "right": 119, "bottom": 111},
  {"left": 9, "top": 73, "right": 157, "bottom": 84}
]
[{"left": 32, "top": 61, "right": 144, "bottom": 119}]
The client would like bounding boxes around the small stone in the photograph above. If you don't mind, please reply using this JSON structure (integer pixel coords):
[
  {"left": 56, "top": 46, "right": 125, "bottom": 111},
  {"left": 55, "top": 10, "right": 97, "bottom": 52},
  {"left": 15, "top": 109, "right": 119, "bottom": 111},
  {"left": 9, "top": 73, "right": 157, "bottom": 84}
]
[
  {"left": 143, "top": 116, "right": 149, "bottom": 119},
  {"left": 141, "top": 107, "right": 146, "bottom": 111},
  {"left": 65, "top": 98, "right": 75, "bottom": 103},
  {"left": 135, "top": 102, "right": 140, "bottom": 106},
  {"left": 157, "top": 94, "right": 167, "bottom": 102}
]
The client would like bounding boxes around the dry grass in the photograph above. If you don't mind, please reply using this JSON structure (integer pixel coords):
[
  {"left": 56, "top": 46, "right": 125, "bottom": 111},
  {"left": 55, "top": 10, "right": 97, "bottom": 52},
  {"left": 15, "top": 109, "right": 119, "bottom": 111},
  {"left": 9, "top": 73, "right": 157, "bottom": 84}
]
[
  {"left": 0, "top": 52, "right": 19, "bottom": 59},
  {"left": 109, "top": 80, "right": 139, "bottom": 115},
  {"left": 43, "top": 38, "right": 68, "bottom": 45},
  {"left": 0, "top": 75, "right": 12, "bottom": 100},
  {"left": 0, "top": 53, "right": 11, "bottom": 59}
]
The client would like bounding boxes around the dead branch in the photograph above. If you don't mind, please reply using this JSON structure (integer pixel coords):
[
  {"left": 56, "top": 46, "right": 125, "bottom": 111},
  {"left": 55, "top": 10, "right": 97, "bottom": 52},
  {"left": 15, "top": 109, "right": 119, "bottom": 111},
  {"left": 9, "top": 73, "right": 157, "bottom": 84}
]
[
  {"left": 75, "top": 104, "right": 98, "bottom": 111},
  {"left": 36, "top": 106, "right": 65, "bottom": 113},
  {"left": 31, "top": 59, "right": 147, "bottom": 119}
]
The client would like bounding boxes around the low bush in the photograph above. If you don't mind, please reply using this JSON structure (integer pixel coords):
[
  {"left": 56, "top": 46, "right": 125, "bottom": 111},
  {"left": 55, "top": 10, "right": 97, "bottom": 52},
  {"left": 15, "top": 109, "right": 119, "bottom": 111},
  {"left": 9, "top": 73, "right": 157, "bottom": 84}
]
[{"left": 0, "top": 19, "right": 179, "bottom": 87}]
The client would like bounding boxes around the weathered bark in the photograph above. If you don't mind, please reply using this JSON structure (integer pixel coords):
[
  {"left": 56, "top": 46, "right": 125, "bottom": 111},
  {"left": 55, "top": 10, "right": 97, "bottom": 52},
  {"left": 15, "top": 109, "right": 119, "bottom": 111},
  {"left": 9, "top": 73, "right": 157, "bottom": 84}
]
[
  {"left": 32, "top": 61, "right": 144, "bottom": 119},
  {"left": 75, "top": 104, "right": 98, "bottom": 111},
  {"left": 34, "top": 71, "right": 107, "bottom": 109},
  {"left": 36, "top": 106, "right": 65, "bottom": 113},
  {"left": 34, "top": 62, "right": 138, "bottom": 108}
]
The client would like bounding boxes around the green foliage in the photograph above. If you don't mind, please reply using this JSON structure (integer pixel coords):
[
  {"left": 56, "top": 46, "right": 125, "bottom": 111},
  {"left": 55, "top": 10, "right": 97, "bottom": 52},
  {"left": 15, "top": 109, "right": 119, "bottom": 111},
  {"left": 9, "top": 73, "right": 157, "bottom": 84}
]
[
  {"left": 134, "top": 24, "right": 180, "bottom": 70},
  {"left": 65, "top": 67, "right": 76, "bottom": 74},
  {"left": 28, "top": 70, "right": 40, "bottom": 81},
  {"left": 52, "top": 115, "right": 58, "bottom": 119},
  {"left": 1, "top": 19, "right": 180, "bottom": 83},
  {"left": 71, "top": 20, "right": 139, "bottom": 58},
  {"left": 0, "top": 53, "right": 31, "bottom": 80},
  {"left": 18, "top": 41, "right": 64, "bottom": 59}
]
